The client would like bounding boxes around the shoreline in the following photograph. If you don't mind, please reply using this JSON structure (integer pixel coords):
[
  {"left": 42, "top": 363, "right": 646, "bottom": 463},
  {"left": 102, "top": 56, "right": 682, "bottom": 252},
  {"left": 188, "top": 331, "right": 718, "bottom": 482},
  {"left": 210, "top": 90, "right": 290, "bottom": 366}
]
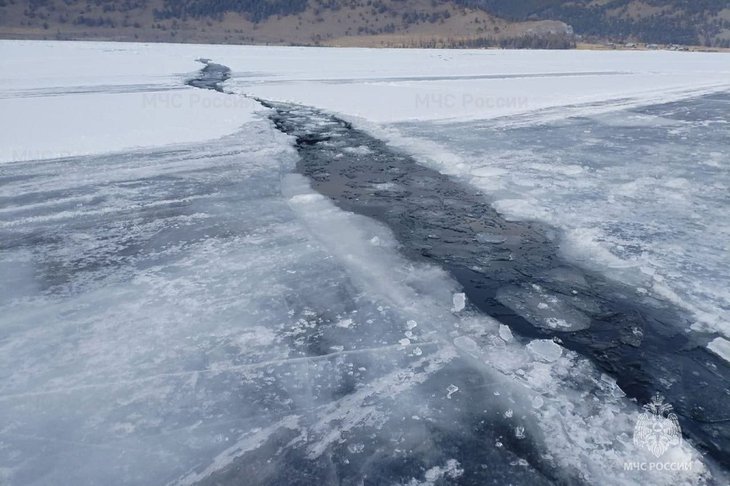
[{"left": 1, "top": 32, "right": 728, "bottom": 52}]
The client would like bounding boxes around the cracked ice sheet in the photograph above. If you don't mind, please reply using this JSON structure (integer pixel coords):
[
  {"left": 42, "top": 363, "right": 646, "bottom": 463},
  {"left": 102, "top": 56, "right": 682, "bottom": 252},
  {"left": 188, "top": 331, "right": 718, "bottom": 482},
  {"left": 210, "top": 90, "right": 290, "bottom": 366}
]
[
  {"left": 0, "top": 120, "right": 484, "bottom": 484},
  {"left": 0, "top": 118, "right": 448, "bottom": 483},
  {"left": 388, "top": 92, "right": 730, "bottom": 349},
  {"left": 181, "top": 175, "right": 723, "bottom": 486},
  {"left": 0, "top": 118, "right": 720, "bottom": 485}
]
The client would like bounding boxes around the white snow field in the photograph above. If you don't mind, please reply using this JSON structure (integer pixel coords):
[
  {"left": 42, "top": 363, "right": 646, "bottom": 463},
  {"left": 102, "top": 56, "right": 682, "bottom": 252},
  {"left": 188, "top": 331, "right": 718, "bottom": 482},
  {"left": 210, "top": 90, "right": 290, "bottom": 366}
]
[
  {"left": 0, "top": 41, "right": 257, "bottom": 163},
  {"left": 0, "top": 40, "right": 729, "bottom": 485}
]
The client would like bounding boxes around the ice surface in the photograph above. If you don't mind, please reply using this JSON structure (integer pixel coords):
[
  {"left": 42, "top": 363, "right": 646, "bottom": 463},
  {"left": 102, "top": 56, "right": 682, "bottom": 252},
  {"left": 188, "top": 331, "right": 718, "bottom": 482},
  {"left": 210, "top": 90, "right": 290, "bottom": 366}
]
[
  {"left": 150, "top": 38, "right": 730, "bottom": 346},
  {"left": 1, "top": 40, "right": 728, "bottom": 485},
  {"left": 1, "top": 119, "right": 720, "bottom": 484},
  {"left": 393, "top": 92, "right": 730, "bottom": 345},
  {"left": 0, "top": 41, "right": 259, "bottom": 163},
  {"left": 4, "top": 40, "right": 728, "bottom": 162},
  {"left": 224, "top": 48, "right": 730, "bottom": 123}
]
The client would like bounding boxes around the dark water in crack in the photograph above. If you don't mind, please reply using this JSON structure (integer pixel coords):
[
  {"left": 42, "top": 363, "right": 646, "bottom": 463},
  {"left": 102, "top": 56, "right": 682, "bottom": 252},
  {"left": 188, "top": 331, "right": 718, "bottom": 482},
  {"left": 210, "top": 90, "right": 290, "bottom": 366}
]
[
  {"left": 187, "top": 63, "right": 730, "bottom": 476},
  {"left": 186, "top": 59, "right": 231, "bottom": 92},
  {"left": 265, "top": 102, "right": 730, "bottom": 468}
]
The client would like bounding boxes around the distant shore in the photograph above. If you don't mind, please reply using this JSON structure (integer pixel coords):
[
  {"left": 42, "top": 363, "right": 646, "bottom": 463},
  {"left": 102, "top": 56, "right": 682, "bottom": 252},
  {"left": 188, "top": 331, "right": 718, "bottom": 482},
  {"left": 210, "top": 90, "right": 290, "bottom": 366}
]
[
  {"left": 575, "top": 41, "right": 730, "bottom": 53},
  {"left": 1, "top": 30, "right": 728, "bottom": 53}
]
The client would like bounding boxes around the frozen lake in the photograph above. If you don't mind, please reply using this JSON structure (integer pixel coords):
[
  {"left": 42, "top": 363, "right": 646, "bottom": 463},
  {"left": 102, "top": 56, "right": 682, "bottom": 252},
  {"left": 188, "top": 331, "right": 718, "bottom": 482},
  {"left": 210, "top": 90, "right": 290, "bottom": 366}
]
[{"left": 0, "top": 41, "right": 729, "bottom": 485}]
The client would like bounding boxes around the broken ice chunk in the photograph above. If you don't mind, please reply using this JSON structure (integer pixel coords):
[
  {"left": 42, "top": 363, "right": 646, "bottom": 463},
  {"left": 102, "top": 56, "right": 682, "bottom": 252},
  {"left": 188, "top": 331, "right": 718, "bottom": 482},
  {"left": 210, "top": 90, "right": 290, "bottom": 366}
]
[
  {"left": 496, "top": 284, "right": 590, "bottom": 331},
  {"left": 452, "top": 292, "right": 466, "bottom": 312},
  {"left": 498, "top": 324, "right": 513, "bottom": 342},
  {"left": 708, "top": 337, "right": 730, "bottom": 364},
  {"left": 526, "top": 339, "right": 563, "bottom": 362}
]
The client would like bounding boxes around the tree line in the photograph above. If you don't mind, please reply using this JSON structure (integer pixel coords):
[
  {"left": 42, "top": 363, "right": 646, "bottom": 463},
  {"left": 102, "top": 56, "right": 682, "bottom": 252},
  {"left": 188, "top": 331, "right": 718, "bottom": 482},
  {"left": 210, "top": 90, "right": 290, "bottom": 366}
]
[{"left": 454, "top": 0, "right": 728, "bottom": 46}]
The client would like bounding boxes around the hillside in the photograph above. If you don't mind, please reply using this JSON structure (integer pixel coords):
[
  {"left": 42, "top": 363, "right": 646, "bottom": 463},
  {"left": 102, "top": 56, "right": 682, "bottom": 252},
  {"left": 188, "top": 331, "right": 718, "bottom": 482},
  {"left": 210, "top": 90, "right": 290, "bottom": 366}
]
[
  {"left": 0, "top": 0, "right": 571, "bottom": 48},
  {"left": 457, "top": 0, "right": 730, "bottom": 47},
  {"left": 0, "top": 0, "right": 727, "bottom": 47}
]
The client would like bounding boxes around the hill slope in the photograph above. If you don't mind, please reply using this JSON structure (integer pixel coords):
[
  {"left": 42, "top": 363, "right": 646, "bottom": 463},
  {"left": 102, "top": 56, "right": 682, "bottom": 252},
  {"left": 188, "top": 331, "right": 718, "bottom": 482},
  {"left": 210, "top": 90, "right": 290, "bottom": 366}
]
[
  {"left": 0, "top": 0, "right": 569, "bottom": 48},
  {"left": 457, "top": 0, "right": 730, "bottom": 47},
  {"left": 0, "top": 0, "right": 726, "bottom": 47}
]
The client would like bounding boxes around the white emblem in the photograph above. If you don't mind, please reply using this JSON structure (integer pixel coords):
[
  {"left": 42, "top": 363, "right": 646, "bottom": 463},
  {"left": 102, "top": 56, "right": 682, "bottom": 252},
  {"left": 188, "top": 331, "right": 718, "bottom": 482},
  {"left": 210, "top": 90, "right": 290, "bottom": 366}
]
[{"left": 633, "top": 393, "right": 682, "bottom": 458}]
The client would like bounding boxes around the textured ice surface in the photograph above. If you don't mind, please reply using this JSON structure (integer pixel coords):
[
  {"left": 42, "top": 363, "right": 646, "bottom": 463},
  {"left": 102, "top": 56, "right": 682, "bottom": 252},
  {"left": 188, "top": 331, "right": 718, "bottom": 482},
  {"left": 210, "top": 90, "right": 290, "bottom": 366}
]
[
  {"left": 1, "top": 41, "right": 729, "bottom": 485},
  {"left": 1, "top": 120, "right": 719, "bottom": 485},
  {"left": 265, "top": 98, "right": 728, "bottom": 470},
  {"left": 393, "top": 92, "right": 730, "bottom": 345}
]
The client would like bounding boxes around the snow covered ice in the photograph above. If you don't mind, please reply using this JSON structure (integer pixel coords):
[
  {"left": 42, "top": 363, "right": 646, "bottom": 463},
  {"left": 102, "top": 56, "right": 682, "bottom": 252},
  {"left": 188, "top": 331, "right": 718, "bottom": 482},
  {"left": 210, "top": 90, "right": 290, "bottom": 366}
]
[
  {"left": 394, "top": 92, "right": 730, "bottom": 342},
  {"left": 1, "top": 40, "right": 729, "bottom": 485}
]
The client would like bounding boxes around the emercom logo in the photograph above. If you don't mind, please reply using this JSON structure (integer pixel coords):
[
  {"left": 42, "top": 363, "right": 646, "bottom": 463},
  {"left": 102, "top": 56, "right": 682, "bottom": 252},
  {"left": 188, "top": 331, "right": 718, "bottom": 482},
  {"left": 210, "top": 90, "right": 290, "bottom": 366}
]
[
  {"left": 633, "top": 393, "right": 682, "bottom": 458},
  {"left": 622, "top": 393, "right": 695, "bottom": 473}
]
